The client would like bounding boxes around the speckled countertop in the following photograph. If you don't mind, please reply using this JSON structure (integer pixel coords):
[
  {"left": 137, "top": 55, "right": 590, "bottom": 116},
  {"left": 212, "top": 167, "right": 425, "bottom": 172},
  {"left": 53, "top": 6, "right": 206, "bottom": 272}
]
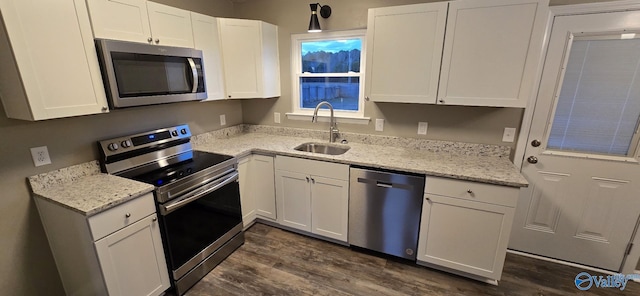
[
  {"left": 193, "top": 125, "right": 528, "bottom": 188},
  {"left": 28, "top": 125, "right": 527, "bottom": 217},
  {"left": 28, "top": 161, "right": 154, "bottom": 216}
]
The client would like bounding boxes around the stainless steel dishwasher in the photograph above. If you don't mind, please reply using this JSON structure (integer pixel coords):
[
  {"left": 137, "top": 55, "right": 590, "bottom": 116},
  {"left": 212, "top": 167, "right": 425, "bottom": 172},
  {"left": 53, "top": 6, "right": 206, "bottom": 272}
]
[{"left": 349, "top": 167, "right": 425, "bottom": 260}]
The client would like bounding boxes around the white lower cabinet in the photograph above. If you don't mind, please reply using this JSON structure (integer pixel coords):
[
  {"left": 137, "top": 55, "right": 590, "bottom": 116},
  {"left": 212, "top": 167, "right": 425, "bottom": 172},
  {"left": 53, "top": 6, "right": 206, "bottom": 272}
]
[
  {"left": 35, "top": 193, "right": 170, "bottom": 296},
  {"left": 417, "top": 177, "right": 518, "bottom": 282},
  {"left": 239, "top": 154, "right": 277, "bottom": 227},
  {"left": 94, "top": 214, "right": 168, "bottom": 296},
  {"left": 275, "top": 156, "right": 349, "bottom": 242}
]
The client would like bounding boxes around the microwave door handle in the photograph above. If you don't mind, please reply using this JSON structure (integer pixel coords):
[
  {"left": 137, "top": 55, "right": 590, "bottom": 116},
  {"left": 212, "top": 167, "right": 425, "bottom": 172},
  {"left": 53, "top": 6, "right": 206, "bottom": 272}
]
[{"left": 187, "top": 58, "right": 198, "bottom": 93}]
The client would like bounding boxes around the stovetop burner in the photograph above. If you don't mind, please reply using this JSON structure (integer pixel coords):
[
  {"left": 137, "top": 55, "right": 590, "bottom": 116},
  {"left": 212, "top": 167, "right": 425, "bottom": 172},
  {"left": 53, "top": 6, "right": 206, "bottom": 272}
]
[{"left": 119, "top": 150, "right": 234, "bottom": 187}]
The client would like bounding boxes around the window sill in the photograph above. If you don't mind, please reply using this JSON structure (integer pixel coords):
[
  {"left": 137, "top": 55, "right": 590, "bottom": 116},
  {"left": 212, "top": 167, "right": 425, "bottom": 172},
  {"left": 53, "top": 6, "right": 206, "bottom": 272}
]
[{"left": 285, "top": 113, "right": 371, "bottom": 125}]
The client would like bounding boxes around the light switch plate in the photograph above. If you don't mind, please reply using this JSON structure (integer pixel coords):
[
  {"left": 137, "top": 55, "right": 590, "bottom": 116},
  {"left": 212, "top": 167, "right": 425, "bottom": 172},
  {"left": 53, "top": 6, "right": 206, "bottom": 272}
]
[
  {"left": 502, "top": 127, "right": 516, "bottom": 142},
  {"left": 30, "top": 146, "right": 51, "bottom": 167},
  {"left": 220, "top": 114, "right": 226, "bottom": 126},
  {"left": 375, "top": 119, "right": 384, "bottom": 132},
  {"left": 418, "top": 122, "right": 428, "bottom": 135},
  {"left": 274, "top": 112, "right": 281, "bottom": 124}
]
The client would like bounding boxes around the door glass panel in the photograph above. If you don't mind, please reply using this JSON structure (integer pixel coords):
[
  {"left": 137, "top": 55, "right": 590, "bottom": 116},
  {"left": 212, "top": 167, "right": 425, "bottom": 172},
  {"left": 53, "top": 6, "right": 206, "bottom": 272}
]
[{"left": 548, "top": 36, "right": 640, "bottom": 156}]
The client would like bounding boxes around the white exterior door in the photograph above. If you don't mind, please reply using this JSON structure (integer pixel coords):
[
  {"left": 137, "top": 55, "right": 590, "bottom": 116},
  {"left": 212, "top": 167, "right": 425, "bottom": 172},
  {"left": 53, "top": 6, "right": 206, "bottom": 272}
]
[{"left": 510, "top": 10, "right": 640, "bottom": 271}]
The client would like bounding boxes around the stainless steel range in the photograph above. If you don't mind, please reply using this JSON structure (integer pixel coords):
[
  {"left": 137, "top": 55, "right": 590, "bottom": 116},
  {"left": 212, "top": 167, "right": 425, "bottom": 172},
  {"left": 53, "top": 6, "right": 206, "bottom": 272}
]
[{"left": 98, "top": 124, "right": 244, "bottom": 295}]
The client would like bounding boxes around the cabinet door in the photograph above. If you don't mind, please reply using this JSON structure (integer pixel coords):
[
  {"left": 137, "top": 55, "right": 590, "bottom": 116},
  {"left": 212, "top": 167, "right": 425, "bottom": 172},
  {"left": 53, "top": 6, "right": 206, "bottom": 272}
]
[
  {"left": 218, "top": 18, "right": 263, "bottom": 99},
  {"left": 310, "top": 176, "right": 349, "bottom": 242},
  {"left": 95, "top": 214, "right": 170, "bottom": 296},
  {"left": 0, "top": 0, "right": 109, "bottom": 120},
  {"left": 146, "top": 2, "right": 194, "bottom": 47},
  {"left": 275, "top": 170, "right": 311, "bottom": 231},
  {"left": 191, "top": 12, "right": 225, "bottom": 101},
  {"left": 417, "top": 194, "right": 514, "bottom": 280},
  {"left": 86, "top": 0, "right": 152, "bottom": 44},
  {"left": 238, "top": 156, "right": 255, "bottom": 227},
  {"left": 438, "top": 0, "right": 548, "bottom": 107},
  {"left": 365, "top": 2, "right": 447, "bottom": 104},
  {"left": 253, "top": 155, "right": 277, "bottom": 220}
]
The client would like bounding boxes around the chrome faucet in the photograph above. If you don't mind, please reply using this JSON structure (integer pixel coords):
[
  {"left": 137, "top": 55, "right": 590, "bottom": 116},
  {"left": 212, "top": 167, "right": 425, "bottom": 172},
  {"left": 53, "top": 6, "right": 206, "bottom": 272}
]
[{"left": 312, "top": 101, "right": 339, "bottom": 143}]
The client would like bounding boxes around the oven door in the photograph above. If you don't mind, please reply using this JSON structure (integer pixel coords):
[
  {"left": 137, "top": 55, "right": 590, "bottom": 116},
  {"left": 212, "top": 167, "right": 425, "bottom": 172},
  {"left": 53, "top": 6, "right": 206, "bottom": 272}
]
[{"left": 157, "top": 170, "right": 242, "bottom": 280}]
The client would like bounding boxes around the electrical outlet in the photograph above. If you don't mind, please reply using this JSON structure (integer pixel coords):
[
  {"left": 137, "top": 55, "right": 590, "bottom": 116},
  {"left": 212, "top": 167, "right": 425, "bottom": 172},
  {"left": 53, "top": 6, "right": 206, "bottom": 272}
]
[
  {"left": 418, "top": 122, "right": 428, "bottom": 135},
  {"left": 503, "top": 127, "right": 516, "bottom": 142},
  {"left": 30, "top": 146, "right": 51, "bottom": 167},
  {"left": 274, "top": 112, "right": 281, "bottom": 124},
  {"left": 220, "top": 114, "right": 226, "bottom": 126},
  {"left": 375, "top": 119, "right": 384, "bottom": 132}
]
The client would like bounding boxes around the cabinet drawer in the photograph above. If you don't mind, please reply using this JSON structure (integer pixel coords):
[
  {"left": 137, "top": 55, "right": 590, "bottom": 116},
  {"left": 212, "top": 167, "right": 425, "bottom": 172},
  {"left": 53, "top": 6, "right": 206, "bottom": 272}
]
[
  {"left": 425, "top": 177, "right": 518, "bottom": 207},
  {"left": 275, "top": 156, "right": 348, "bottom": 180},
  {"left": 89, "top": 193, "right": 156, "bottom": 241}
]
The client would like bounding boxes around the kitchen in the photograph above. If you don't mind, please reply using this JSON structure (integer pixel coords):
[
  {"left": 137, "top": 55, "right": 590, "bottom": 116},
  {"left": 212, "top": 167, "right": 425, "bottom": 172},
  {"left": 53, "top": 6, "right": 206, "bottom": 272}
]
[{"left": 1, "top": 0, "right": 640, "bottom": 295}]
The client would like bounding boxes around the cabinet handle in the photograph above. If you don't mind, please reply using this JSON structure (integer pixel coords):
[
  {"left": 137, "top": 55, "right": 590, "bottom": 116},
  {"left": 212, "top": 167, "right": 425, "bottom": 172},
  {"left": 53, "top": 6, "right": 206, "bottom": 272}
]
[
  {"left": 438, "top": 99, "right": 445, "bottom": 104},
  {"left": 125, "top": 213, "right": 131, "bottom": 218},
  {"left": 155, "top": 39, "right": 160, "bottom": 44},
  {"left": 467, "top": 189, "right": 473, "bottom": 194},
  {"left": 311, "top": 178, "right": 315, "bottom": 183},
  {"left": 425, "top": 197, "right": 431, "bottom": 201},
  {"left": 147, "top": 37, "right": 153, "bottom": 43},
  {"left": 152, "top": 217, "right": 157, "bottom": 222},
  {"left": 365, "top": 96, "right": 370, "bottom": 101},
  {"left": 306, "top": 177, "right": 310, "bottom": 183},
  {"left": 101, "top": 106, "right": 108, "bottom": 112}
]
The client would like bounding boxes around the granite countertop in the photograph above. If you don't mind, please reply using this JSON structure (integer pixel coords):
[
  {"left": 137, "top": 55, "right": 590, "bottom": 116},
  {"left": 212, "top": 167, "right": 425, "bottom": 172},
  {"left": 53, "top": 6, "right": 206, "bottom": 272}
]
[
  {"left": 193, "top": 126, "right": 528, "bottom": 188},
  {"left": 28, "top": 125, "right": 527, "bottom": 217},
  {"left": 28, "top": 161, "right": 155, "bottom": 217}
]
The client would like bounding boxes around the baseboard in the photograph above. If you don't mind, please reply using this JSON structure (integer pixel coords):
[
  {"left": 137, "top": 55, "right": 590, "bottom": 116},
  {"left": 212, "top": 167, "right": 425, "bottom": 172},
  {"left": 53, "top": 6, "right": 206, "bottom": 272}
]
[
  {"left": 506, "top": 249, "right": 617, "bottom": 275},
  {"left": 253, "top": 218, "right": 350, "bottom": 246}
]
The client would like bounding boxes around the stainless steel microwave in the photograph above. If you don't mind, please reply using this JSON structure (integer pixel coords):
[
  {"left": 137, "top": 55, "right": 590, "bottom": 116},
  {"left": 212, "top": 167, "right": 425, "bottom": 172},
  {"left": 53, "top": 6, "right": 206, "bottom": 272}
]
[{"left": 95, "top": 39, "right": 206, "bottom": 108}]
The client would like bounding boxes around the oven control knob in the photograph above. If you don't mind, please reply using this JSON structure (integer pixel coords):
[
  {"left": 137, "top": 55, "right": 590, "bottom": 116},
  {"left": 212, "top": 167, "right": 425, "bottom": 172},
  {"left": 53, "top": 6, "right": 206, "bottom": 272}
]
[
  {"left": 121, "top": 140, "right": 132, "bottom": 148},
  {"left": 107, "top": 143, "right": 119, "bottom": 151},
  {"left": 172, "top": 130, "right": 178, "bottom": 137},
  {"left": 180, "top": 129, "right": 187, "bottom": 135}
]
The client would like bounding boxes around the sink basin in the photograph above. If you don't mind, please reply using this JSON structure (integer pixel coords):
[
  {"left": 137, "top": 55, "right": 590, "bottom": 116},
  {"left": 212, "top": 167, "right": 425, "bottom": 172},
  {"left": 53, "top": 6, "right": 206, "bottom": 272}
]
[{"left": 294, "top": 142, "right": 350, "bottom": 155}]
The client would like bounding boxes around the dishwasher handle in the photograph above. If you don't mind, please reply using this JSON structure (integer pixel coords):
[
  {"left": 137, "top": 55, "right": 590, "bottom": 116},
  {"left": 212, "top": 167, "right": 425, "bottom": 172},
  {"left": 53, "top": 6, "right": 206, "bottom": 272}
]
[{"left": 356, "top": 177, "right": 413, "bottom": 190}]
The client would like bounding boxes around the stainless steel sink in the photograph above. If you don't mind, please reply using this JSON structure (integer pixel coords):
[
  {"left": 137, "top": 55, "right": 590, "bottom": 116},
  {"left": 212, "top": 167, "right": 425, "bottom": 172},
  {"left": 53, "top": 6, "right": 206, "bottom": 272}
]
[{"left": 294, "top": 142, "right": 350, "bottom": 155}]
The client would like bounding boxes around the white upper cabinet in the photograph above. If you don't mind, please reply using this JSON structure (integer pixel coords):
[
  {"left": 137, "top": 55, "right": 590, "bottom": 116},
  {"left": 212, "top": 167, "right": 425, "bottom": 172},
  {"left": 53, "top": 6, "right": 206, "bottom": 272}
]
[
  {"left": 365, "top": 0, "right": 548, "bottom": 107},
  {"left": 365, "top": 2, "right": 448, "bottom": 104},
  {"left": 191, "top": 12, "right": 225, "bottom": 101},
  {"left": 86, "top": 0, "right": 194, "bottom": 47},
  {"left": 438, "top": 0, "right": 548, "bottom": 107},
  {"left": 85, "top": 0, "right": 152, "bottom": 44},
  {"left": 218, "top": 18, "right": 281, "bottom": 99},
  {"left": 0, "top": 0, "right": 109, "bottom": 121},
  {"left": 146, "top": 2, "right": 194, "bottom": 48}
]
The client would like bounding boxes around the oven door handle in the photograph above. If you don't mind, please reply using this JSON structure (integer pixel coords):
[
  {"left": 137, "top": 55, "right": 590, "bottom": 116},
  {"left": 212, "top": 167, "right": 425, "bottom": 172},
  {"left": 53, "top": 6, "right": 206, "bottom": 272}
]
[{"left": 160, "top": 171, "right": 239, "bottom": 215}]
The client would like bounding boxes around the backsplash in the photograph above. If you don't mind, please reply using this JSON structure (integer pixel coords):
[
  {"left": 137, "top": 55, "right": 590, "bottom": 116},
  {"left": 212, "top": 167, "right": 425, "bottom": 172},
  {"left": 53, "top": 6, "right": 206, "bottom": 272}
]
[{"left": 193, "top": 124, "right": 511, "bottom": 158}]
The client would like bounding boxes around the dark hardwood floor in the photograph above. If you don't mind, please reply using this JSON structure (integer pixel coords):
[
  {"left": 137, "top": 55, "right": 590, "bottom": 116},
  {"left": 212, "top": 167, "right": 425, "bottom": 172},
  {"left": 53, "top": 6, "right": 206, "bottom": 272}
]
[{"left": 186, "top": 223, "right": 640, "bottom": 295}]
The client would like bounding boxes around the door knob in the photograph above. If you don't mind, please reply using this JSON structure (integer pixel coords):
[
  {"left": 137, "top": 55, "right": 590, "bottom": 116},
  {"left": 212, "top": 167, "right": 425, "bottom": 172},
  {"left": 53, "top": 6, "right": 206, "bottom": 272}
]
[
  {"left": 527, "top": 156, "right": 538, "bottom": 164},
  {"left": 531, "top": 139, "right": 541, "bottom": 147}
]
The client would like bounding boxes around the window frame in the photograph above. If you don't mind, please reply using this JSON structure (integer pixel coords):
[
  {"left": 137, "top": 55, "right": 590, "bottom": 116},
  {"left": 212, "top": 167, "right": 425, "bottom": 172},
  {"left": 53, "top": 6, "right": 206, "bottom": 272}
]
[{"left": 289, "top": 29, "right": 368, "bottom": 120}]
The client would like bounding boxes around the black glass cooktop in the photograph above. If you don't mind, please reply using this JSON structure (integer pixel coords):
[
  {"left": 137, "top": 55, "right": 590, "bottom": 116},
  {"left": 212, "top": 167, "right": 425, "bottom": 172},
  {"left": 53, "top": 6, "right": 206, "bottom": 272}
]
[{"left": 122, "top": 151, "right": 234, "bottom": 187}]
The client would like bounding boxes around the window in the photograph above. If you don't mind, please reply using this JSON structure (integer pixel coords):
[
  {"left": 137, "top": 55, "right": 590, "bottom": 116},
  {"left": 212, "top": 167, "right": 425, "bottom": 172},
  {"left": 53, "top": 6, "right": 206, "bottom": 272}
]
[
  {"left": 289, "top": 30, "right": 368, "bottom": 121},
  {"left": 547, "top": 36, "right": 640, "bottom": 158}
]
